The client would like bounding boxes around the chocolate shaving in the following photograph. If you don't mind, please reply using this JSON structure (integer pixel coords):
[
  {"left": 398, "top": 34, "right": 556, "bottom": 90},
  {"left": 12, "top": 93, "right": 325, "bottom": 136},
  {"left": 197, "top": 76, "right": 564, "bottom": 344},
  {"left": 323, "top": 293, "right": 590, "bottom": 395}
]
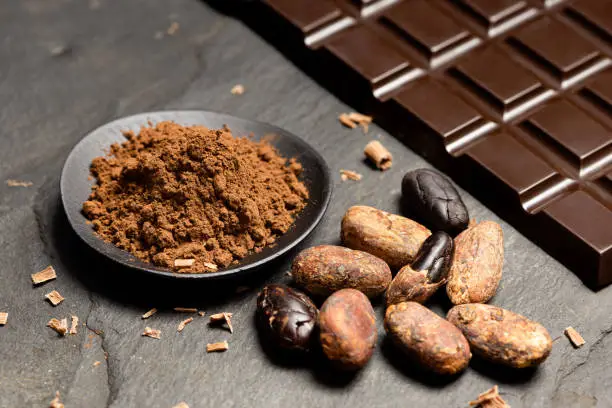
[
  {"left": 174, "top": 307, "right": 198, "bottom": 313},
  {"left": 469, "top": 385, "right": 510, "bottom": 408},
  {"left": 338, "top": 113, "right": 357, "bottom": 129},
  {"left": 167, "top": 21, "right": 179, "bottom": 35},
  {"left": 172, "top": 402, "right": 190, "bottom": 408},
  {"left": 206, "top": 341, "right": 229, "bottom": 352},
  {"left": 364, "top": 140, "right": 392, "bottom": 171},
  {"left": 340, "top": 169, "right": 362, "bottom": 181},
  {"left": 0, "top": 312, "right": 7, "bottom": 325},
  {"left": 174, "top": 259, "right": 194, "bottom": 268},
  {"left": 177, "top": 317, "right": 193, "bottom": 332},
  {"left": 45, "top": 290, "right": 65, "bottom": 306},
  {"left": 70, "top": 316, "right": 79, "bottom": 335},
  {"left": 142, "top": 308, "right": 158, "bottom": 319},
  {"left": 142, "top": 327, "right": 161, "bottom": 339},
  {"left": 6, "top": 179, "right": 33, "bottom": 187},
  {"left": 32, "top": 266, "right": 57, "bottom": 285},
  {"left": 231, "top": 84, "right": 245, "bottom": 95},
  {"left": 564, "top": 327, "right": 586, "bottom": 348},
  {"left": 47, "top": 318, "right": 68, "bottom": 336},
  {"left": 49, "top": 391, "right": 64, "bottom": 408},
  {"left": 209, "top": 312, "right": 233, "bottom": 333},
  {"left": 348, "top": 112, "right": 373, "bottom": 133}
]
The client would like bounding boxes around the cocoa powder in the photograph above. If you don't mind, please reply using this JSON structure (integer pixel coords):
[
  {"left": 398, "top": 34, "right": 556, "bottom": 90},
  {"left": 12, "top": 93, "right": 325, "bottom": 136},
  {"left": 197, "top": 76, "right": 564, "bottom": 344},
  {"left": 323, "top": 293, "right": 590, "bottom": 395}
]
[{"left": 82, "top": 121, "right": 308, "bottom": 273}]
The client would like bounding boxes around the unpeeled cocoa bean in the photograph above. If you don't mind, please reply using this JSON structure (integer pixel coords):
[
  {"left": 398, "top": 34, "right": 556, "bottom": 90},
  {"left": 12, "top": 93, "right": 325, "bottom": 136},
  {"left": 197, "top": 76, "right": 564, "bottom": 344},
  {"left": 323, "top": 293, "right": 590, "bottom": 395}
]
[
  {"left": 341, "top": 206, "right": 431, "bottom": 270},
  {"left": 319, "top": 289, "right": 377, "bottom": 370},
  {"left": 386, "top": 231, "right": 454, "bottom": 306},
  {"left": 384, "top": 302, "right": 471, "bottom": 375},
  {"left": 447, "top": 304, "right": 552, "bottom": 369},
  {"left": 446, "top": 221, "right": 503, "bottom": 305},
  {"left": 401, "top": 168, "right": 469, "bottom": 236},
  {"left": 291, "top": 245, "right": 392, "bottom": 298},
  {"left": 256, "top": 284, "right": 319, "bottom": 351}
]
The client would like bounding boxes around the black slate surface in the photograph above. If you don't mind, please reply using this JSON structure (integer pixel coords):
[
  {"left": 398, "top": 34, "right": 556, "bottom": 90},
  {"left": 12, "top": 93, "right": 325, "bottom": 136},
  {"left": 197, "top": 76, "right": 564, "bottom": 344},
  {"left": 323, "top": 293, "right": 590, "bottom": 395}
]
[{"left": 0, "top": 1, "right": 610, "bottom": 407}]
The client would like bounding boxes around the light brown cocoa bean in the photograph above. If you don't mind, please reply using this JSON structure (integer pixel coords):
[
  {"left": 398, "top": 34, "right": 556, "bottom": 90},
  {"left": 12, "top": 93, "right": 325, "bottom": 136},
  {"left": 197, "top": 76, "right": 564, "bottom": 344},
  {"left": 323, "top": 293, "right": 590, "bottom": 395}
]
[
  {"left": 341, "top": 206, "right": 431, "bottom": 270},
  {"left": 447, "top": 304, "right": 552, "bottom": 369},
  {"left": 384, "top": 302, "right": 471, "bottom": 375},
  {"left": 446, "top": 221, "right": 503, "bottom": 305},
  {"left": 291, "top": 245, "right": 391, "bottom": 298},
  {"left": 319, "top": 289, "right": 377, "bottom": 370}
]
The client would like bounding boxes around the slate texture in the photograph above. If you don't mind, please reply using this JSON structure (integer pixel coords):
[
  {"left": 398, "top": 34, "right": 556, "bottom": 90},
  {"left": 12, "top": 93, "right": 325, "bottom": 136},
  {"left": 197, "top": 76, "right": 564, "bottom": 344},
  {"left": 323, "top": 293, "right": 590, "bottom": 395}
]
[{"left": 0, "top": 1, "right": 610, "bottom": 407}]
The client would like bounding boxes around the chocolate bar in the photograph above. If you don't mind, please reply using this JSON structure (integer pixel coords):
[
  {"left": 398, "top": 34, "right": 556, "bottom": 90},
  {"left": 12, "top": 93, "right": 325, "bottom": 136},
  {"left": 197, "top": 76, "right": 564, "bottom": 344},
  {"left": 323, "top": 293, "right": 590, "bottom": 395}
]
[{"left": 250, "top": 0, "right": 612, "bottom": 288}]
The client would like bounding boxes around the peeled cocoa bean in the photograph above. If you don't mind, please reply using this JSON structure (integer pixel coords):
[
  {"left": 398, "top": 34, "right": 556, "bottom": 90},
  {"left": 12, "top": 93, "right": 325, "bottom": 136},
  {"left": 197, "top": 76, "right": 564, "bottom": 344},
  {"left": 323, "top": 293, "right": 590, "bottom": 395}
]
[
  {"left": 319, "top": 289, "right": 377, "bottom": 370},
  {"left": 341, "top": 205, "right": 431, "bottom": 270},
  {"left": 386, "top": 231, "right": 454, "bottom": 306},
  {"left": 447, "top": 304, "right": 552, "bottom": 369},
  {"left": 256, "top": 284, "right": 318, "bottom": 351},
  {"left": 446, "top": 221, "right": 503, "bottom": 305},
  {"left": 291, "top": 245, "right": 392, "bottom": 298},
  {"left": 384, "top": 302, "right": 471, "bottom": 375},
  {"left": 401, "top": 168, "right": 469, "bottom": 236}
]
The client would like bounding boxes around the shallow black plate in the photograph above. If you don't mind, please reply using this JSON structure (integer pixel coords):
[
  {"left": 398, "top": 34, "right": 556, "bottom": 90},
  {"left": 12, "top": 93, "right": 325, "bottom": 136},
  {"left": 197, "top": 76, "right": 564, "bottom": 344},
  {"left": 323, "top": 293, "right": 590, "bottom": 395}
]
[{"left": 60, "top": 111, "right": 332, "bottom": 280}]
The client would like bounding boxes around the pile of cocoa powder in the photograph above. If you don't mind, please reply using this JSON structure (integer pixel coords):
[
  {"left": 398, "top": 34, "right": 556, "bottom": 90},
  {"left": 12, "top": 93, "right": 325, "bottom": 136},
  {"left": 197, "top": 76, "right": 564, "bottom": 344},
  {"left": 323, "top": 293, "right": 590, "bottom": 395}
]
[{"left": 82, "top": 121, "right": 308, "bottom": 273}]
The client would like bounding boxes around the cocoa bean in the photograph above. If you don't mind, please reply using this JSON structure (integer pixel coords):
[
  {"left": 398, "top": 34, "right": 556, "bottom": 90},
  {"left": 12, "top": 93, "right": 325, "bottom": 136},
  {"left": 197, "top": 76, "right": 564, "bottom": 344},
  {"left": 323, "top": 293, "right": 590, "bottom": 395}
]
[
  {"left": 384, "top": 302, "right": 471, "bottom": 375},
  {"left": 291, "top": 245, "right": 392, "bottom": 298},
  {"left": 447, "top": 304, "right": 552, "bottom": 368},
  {"left": 446, "top": 221, "right": 503, "bottom": 305},
  {"left": 401, "top": 168, "right": 469, "bottom": 236},
  {"left": 319, "top": 289, "right": 377, "bottom": 370},
  {"left": 256, "top": 284, "right": 318, "bottom": 351},
  {"left": 341, "top": 205, "right": 430, "bottom": 270},
  {"left": 386, "top": 232, "right": 454, "bottom": 306}
]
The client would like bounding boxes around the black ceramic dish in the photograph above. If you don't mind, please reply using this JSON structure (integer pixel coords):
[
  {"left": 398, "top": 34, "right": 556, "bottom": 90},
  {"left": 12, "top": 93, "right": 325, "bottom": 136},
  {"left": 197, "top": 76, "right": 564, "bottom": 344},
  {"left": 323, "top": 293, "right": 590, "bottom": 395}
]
[{"left": 60, "top": 111, "right": 332, "bottom": 280}]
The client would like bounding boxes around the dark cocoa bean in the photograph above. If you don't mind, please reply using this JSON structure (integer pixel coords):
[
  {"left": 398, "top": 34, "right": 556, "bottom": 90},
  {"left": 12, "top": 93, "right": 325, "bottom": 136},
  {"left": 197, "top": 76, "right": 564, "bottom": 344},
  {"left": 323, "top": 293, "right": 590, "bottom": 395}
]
[
  {"left": 412, "top": 231, "right": 454, "bottom": 283},
  {"left": 319, "top": 289, "right": 377, "bottom": 370},
  {"left": 386, "top": 231, "right": 454, "bottom": 306},
  {"left": 401, "top": 169, "right": 469, "bottom": 236},
  {"left": 257, "top": 284, "right": 318, "bottom": 351}
]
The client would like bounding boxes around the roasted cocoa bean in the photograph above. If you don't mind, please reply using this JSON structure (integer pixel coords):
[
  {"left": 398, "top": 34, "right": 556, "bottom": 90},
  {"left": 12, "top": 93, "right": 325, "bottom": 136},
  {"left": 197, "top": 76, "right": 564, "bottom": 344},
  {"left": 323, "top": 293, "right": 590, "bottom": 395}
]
[
  {"left": 446, "top": 221, "right": 503, "bottom": 305},
  {"left": 386, "top": 232, "right": 454, "bottom": 306},
  {"left": 319, "top": 289, "right": 377, "bottom": 370},
  {"left": 291, "top": 245, "right": 392, "bottom": 298},
  {"left": 256, "top": 284, "right": 319, "bottom": 351},
  {"left": 447, "top": 304, "right": 552, "bottom": 369},
  {"left": 341, "top": 205, "right": 430, "bottom": 270},
  {"left": 384, "top": 302, "right": 471, "bottom": 375},
  {"left": 401, "top": 169, "right": 469, "bottom": 236},
  {"left": 412, "top": 231, "right": 454, "bottom": 283}
]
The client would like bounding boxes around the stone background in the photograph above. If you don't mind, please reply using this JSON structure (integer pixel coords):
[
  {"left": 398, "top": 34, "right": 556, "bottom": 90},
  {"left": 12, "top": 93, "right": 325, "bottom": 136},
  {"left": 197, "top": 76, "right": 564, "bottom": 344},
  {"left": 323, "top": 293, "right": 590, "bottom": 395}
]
[{"left": 0, "top": 1, "right": 609, "bottom": 407}]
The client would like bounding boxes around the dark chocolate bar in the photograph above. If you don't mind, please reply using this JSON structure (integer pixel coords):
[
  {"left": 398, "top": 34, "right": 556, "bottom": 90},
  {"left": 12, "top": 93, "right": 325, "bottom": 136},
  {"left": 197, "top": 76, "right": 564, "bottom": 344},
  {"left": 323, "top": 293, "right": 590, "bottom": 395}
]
[{"left": 254, "top": 0, "right": 612, "bottom": 288}]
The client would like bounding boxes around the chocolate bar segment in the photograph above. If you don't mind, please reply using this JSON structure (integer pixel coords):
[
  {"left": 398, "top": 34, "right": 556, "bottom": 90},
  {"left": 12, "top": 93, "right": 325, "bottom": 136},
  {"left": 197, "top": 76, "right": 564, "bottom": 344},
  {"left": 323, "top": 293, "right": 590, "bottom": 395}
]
[
  {"left": 449, "top": 0, "right": 538, "bottom": 37},
  {"left": 325, "top": 25, "right": 421, "bottom": 99},
  {"left": 448, "top": 46, "right": 552, "bottom": 121},
  {"left": 521, "top": 100, "right": 612, "bottom": 177},
  {"left": 378, "top": 0, "right": 480, "bottom": 68},
  {"left": 566, "top": 0, "right": 612, "bottom": 43},
  {"left": 508, "top": 17, "right": 606, "bottom": 87},
  {"left": 257, "top": 0, "right": 612, "bottom": 287}
]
